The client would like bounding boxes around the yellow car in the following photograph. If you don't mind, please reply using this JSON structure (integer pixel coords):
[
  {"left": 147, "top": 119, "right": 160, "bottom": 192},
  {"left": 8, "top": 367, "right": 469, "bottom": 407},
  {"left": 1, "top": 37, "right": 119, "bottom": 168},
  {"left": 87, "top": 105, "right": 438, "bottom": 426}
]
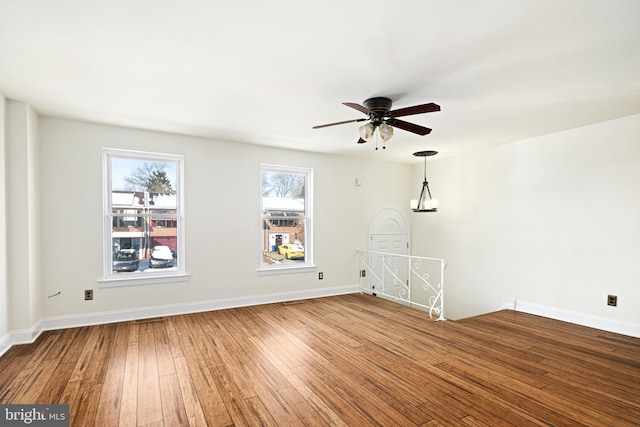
[{"left": 278, "top": 243, "right": 305, "bottom": 260}]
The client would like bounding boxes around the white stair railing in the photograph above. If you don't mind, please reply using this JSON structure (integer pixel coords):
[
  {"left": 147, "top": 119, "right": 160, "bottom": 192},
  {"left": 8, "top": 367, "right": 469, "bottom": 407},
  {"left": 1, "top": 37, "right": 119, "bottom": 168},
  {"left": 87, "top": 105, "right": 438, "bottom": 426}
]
[{"left": 356, "top": 249, "right": 446, "bottom": 321}]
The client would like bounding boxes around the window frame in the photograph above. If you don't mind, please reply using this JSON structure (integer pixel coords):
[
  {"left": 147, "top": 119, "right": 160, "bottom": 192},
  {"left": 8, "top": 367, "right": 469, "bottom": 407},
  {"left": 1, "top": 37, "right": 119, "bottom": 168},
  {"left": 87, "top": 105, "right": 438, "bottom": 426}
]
[
  {"left": 100, "top": 148, "right": 188, "bottom": 287},
  {"left": 259, "top": 164, "right": 315, "bottom": 273}
]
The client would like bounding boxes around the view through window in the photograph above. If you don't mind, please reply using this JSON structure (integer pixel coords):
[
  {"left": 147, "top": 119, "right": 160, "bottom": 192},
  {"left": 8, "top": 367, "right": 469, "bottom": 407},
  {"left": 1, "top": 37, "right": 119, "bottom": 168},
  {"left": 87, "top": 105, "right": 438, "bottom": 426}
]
[
  {"left": 105, "top": 149, "right": 183, "bottom": 279},
  {"left": 261, "top": 165, "right": 311, "bottom": 268}
]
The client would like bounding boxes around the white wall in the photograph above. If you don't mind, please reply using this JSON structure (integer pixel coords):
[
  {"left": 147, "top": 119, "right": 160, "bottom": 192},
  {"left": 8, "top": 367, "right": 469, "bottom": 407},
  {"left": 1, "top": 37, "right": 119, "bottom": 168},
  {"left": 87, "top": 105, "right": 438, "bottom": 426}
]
[
  {"left": 0, "top": 94, "right": 8, "bottom": 342},
  {"left": 412, "top": 114, "right": 640, "bottom": 325},
  {"left": 5, "top": 100, "right": 42, "bottom": 335},
  {"left": 37, "top": 117, "right": 413, "bottom": 320}
]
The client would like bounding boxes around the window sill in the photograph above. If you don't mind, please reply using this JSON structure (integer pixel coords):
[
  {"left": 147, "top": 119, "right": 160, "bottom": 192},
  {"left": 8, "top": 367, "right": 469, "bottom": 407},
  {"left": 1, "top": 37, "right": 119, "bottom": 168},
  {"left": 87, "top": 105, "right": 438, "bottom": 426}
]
[
  {"left": 98, "top": 272, "right": 190, "bottom": 288},
  {"left": 256, "top": 265, "right": 317, "bottom": 276}
]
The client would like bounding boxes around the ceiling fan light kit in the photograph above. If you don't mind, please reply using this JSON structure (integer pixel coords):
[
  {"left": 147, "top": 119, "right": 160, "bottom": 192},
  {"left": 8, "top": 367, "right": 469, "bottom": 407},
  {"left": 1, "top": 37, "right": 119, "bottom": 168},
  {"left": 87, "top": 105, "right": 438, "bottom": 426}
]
[
  {"left": 313, "top": 96, "right": 440, "bottom": 149},
  {"left": 357, "top": 122, "right": 394, "bottom": 149},
  {"left": 411, "top": 150, "right": 438, "bottom": 213}
]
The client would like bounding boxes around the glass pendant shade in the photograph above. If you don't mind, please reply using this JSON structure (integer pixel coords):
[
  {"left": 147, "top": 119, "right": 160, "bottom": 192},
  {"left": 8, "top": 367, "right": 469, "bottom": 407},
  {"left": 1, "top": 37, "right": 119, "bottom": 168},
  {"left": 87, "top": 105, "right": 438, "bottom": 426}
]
[
  {"left": 359, "top": 123, "right": 375, "bottom": 142},
  {"left": 378, "top": 123, "right": 394, "bottom": 142}
]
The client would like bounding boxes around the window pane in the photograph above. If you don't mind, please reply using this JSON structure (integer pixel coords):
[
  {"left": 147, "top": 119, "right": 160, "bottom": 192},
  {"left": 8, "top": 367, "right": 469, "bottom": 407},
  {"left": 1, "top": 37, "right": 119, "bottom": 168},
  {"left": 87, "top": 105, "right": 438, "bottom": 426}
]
[
  {"left": 262, "top": 219, "right": 307, "bottom": 264},
  {"left": 106, "top": 151, "right": 182, "bottom": 278},
  {"left": 261, "top": 167, "right": 310, "bottom": 266},
  {"left": 111, "top": 158, "right": 177, "bottom": 193}
]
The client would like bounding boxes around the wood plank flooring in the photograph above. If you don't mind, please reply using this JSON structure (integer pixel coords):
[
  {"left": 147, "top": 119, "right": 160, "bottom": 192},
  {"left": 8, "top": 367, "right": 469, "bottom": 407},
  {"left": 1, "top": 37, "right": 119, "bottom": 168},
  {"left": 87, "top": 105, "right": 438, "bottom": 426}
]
[{"left": 1, "top": 293, "right": 639, "bottom": 426}]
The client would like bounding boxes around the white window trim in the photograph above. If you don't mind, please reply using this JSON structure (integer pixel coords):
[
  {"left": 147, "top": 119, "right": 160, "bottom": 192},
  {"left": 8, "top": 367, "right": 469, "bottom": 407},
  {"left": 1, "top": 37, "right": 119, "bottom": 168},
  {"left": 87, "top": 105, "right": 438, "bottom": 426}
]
[
  {"left": 258, "top": 164, "right": 314, "bottom": 273},
  {"left": 98, "top": 272, "right": 190, "bottom": 288},
  {"left": 101, "top": 148, "right": 188, "bottom": 286}
]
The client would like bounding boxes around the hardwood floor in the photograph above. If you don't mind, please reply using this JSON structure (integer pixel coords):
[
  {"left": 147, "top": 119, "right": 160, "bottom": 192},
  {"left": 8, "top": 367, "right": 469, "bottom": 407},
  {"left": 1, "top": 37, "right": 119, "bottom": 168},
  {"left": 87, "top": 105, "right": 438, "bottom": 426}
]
[{"left": 1, "top": 293, "right": 639, "bottom": 426}]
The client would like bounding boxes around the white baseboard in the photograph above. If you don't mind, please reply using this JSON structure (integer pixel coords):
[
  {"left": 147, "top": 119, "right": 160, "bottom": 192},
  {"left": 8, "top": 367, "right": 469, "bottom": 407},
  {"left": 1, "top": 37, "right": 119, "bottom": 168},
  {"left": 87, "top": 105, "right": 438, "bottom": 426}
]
[
  {"left": 0, "top": 333, "right": 11, "bottom": 358},
  {"left": 0, "top": 319, "right": 42, "bottom": 357},
  {"left": 505, "top": 299, "right": 640, "bottom": 338},
  {"left": 0, "top": 284, "right": 360, "bottom": 355}
]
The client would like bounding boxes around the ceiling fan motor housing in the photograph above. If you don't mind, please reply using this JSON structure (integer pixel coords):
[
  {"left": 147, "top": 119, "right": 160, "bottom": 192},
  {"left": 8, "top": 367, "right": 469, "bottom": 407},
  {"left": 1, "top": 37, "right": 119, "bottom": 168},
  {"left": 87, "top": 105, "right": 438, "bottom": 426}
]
[{"left": 363, "top": 97, "right": 392, "bottom": 125}]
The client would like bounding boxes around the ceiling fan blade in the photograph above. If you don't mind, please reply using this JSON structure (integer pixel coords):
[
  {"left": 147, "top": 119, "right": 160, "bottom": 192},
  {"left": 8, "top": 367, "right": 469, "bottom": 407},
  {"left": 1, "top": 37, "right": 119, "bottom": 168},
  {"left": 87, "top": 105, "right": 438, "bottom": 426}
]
[
  {"left": 312, "top": 118, "right": 366, "bottom": 129},
  {"left": 388, "top": 119, "right": 432, "bottom": 135},
  {"left": 343, "top": 102, "right": 372, "bottom": 115},
  {"left": 389, "top": 102, "right": 440, "bottom": 118}
]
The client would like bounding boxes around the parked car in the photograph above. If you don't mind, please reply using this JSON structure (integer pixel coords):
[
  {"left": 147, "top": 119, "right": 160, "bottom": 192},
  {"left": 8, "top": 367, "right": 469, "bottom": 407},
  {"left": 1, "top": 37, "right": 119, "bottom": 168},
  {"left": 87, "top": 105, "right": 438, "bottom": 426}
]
[
  {"left": 278, "top": 243, "right": 305, "bottom": 260},
  {"left": 113, "top": 249, "right": 139, "bottom": 272},
  {"left": 149, "top": 245, "right": 175, "bottom": 268}
]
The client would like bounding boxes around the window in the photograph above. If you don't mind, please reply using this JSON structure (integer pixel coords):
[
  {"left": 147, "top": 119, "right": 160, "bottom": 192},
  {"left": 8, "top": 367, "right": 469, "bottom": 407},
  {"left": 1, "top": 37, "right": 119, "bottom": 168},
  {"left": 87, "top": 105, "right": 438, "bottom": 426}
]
[
  {"left": 103, "top": 149, "right": 185, "bottom": 284},
  {"left": 261, "top": 164, "right": 313, "bottom": 270}
]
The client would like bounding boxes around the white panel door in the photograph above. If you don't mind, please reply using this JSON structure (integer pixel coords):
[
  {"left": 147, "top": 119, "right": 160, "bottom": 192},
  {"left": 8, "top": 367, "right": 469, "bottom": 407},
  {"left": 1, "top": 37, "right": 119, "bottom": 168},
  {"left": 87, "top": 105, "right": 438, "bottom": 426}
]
[{"left": 370, "top": 233, "right": 409, "bottom": 300}]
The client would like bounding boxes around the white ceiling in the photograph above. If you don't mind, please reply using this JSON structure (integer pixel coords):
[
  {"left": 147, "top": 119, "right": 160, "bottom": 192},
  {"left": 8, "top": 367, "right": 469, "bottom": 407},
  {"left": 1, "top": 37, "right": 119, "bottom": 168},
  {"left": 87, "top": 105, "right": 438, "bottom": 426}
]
[{"left": 1, "top": 0, "right": 639, "bottom": 163}]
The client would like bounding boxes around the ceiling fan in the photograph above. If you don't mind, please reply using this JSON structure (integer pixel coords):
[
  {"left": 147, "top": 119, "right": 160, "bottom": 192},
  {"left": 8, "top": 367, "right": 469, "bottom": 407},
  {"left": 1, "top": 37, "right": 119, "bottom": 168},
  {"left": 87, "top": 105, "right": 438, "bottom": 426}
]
[{"left": 313, "top": 97, "right": 440, "bottom": 148}]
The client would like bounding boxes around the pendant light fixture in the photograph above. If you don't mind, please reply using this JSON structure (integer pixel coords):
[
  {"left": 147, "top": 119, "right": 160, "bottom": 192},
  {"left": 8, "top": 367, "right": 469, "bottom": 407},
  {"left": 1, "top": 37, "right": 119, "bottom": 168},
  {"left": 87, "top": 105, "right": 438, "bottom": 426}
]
[{"left": 410, "top": 150, "right": 438, "bottom": 212}]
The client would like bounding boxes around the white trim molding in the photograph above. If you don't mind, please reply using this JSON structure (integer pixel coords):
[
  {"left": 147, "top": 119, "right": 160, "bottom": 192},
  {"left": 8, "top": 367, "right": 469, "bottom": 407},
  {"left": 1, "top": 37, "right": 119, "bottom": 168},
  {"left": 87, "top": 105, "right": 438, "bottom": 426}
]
[
  {"left": 0, "top": 320, "right": 43, "bottom": 357},
  {"left": 0, "top": 333, "right": 11, "bottom": 358},
  {"left": 0, "top": 284, "right": 360, "bottom": 356},
  {"left": 504, "top": 299, "right": 640, "bottom": 338}
]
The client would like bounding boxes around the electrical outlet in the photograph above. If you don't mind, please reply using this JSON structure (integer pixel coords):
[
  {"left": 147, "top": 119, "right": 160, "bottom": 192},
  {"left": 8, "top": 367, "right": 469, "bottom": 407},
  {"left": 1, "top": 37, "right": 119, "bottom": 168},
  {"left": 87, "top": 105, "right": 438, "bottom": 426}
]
[
  {"left": 607, "top": 294, "right": 617, "bottom": 307},
  {"left": 85, "top": 289, "right": 94, "bottom": 301},
  {"left": 318, "top": 272, "right": 323, "bottom": 280},
  {"left": 360, "top": 269, "right": 366, "bottom": 277}
]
